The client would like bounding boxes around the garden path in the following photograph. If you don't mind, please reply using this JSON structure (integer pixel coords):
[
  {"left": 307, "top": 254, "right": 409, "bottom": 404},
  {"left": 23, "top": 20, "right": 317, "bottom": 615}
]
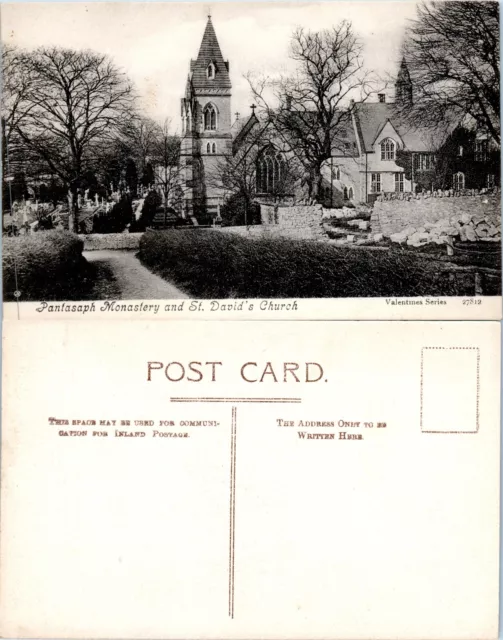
[{"left": 84, "top": 250, "right": 188, "bottom": 300}]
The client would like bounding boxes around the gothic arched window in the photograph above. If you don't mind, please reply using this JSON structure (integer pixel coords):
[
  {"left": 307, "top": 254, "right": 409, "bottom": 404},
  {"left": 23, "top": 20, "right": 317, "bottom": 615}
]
[
  {"left": 380, "top": 138, "right": 396, "bottom": 161},
  {"left": 206, "top": 143, "right": 211, "bottom": 154},
  {"left": 212, "top": 143, "right": 216, "bottom": 154},
  {"left": 348, "top": 186, "right": 354, "bottom": 200},
  {"left": 204, "top": 104, "right": 217, "bottom": 131},
  {"left": 453, "top": 172, "right": 465, "bottom": 191},
  {"left": 256, "top": 147, "right": 286, "bottom": 194},
  {"left": 207, "top": 62, "right": 216, "bottom": 80}
]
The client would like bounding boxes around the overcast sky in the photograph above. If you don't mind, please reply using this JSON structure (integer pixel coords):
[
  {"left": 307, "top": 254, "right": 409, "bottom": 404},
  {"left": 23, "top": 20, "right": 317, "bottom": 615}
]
[{"left": 2, "top": 1, "right": 419, "bottom": 133}]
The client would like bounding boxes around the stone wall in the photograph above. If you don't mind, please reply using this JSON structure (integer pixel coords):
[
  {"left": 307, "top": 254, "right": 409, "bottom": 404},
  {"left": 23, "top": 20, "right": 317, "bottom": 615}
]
[
  {"left": 371, "top": 191, "right": 500, "bottom": 236},
  {"left": 258, "top": 203, "right": 326, "bottom": 238},
  {"left": 217, "top": 224, "right": 321, "bottom": 240},
  {"left": 80, "top": 232, "right": 143, "bottom": 251}
]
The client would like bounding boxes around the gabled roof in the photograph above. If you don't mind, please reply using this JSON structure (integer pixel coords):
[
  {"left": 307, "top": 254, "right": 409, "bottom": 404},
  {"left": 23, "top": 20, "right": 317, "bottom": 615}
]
[
  {"left": 371, "top": 118, "right": 403, "bottom": 147},
  {"left": 232, "top": 111, "right": 260, "bottom": 153},
  {"left": 232, "top": 108, "right": 359, "bottom": 161},
  {"left": 265, "top": 109, "right": 358, "bottom": 157},
  {"left": 353, "top": 102, "right": 452, "bottom": 152},
  {"left": 190, "top": 17, "right": 231, "bottom": 91}
]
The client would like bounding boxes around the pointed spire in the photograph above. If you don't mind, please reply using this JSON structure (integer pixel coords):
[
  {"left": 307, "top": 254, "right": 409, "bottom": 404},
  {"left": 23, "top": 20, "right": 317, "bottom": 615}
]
[
  {"left": 395, "top": 56, "right": 412, "bottom": 106},
  {"left": 196, "top": 16, "right": 224, "bottom": 64},
  {"left": 190, "top": 15, "right": 231, "bottom": 90},
  {"left": 397, "top": 56, "right": 411, "bottom": 82},
  {"left": 184, "top": 74, "right": 193, "bottom": 100}
]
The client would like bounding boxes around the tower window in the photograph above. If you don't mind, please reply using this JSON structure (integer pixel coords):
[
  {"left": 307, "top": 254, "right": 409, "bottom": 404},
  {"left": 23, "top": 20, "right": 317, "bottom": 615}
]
[
  {"left": 348, "top": 186, "right": 354, "bottom": 200},
  {"left": 378, "top": 93, "right": 386, "bottom": 103},
  {"left": 207, "top": 62, "right": 216, "bottom": 79},
  {"left": 380, "top": 138, "right": 396, "bottom": 161},
  {"left": 212, "top": 143, "right": 216, "bottom": 154},
  {"left": 206, "top": 142, "right": 217, "bottom": 154},
  {"left": 204, "top": 104, "right": 217, "bottom": 130}
]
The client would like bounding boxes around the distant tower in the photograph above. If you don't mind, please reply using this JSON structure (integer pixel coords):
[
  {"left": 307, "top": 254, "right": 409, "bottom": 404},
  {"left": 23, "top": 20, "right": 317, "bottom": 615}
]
[
  {"left": 180, "top": 16, "right": 232, "bottom": 220},
  {"left": 395, "top": 57, "right": 413, "bottom": 106}
]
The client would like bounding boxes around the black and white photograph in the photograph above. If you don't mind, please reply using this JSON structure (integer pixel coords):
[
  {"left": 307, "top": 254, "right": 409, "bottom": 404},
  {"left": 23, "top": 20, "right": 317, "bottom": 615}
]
[{"left": 2, "top": 1, "right": 501, "bottom": 309}]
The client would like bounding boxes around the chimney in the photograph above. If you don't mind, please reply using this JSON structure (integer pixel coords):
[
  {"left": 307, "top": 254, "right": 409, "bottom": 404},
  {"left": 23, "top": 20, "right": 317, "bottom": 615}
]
[{"left": 378, "top": 93, "right": 386, "bottom": 103}]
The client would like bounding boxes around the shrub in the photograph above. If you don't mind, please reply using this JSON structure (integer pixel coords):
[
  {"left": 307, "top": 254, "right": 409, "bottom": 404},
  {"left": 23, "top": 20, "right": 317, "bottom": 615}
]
[
  {"left": 92, "top": 197, "right": 133, "bottom": 233},
  {"left": 138, "top": 229, "right": 472, "bottom": 298},
  {"left": 3, "top": 230, "right": 88, "bottom": 301},
  {"left": 130, "top": 191, "right": 163, "bottom": 232},
  {"left": 221, "top": 194, "right": 261, "bottom": 226}
]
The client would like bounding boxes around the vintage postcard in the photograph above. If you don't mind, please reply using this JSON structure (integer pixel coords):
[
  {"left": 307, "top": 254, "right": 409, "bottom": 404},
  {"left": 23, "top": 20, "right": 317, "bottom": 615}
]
[
  {"left": 0, "top": 320, "right": 500, "bottom": 638},
  {"left": 1, "top": 1, "right": 501, "bottom": 320}
]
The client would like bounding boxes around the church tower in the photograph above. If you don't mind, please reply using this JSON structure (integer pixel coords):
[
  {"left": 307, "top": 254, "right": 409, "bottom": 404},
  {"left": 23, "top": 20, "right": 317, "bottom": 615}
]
[
  {"left": 395, "top": 56, "right": 413, "bottom": 106},
  {"left": 180, "top": 16, "right": 232, "bottom": 221}
]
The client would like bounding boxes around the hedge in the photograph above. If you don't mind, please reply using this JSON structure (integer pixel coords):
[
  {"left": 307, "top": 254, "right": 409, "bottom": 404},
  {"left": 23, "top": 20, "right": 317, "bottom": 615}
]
[
  {"left": 3, "top": 231, "right": 87, "bottom": 301},
  {"left": 138, "top": 229, "right": 469, "bottom": 298}
]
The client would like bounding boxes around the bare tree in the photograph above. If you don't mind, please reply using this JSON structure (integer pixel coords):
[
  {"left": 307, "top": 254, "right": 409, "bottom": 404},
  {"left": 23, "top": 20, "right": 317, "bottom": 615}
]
[
  {"left": 400, "top": 1, "right": 500, "bottom": 144},
  {"left": 10, "top": 47, "right": 136, "bottom": 230},
  {"left": 247, "top": 22, "right": 381, "bottom": 199},
  {"left": 2, "top": 46, "right": 37, "bottom": 204},
  {"left": 210, "top": 121, "right": 302, "bottom": 224},
  {"left": 118, "top": 115, "right": 161, "bottom": 184},
  {"left": 2, "top": 46, "right": 34, "bottom": 147},
  {"left": 150, "top": 119, "right": 185, "bottom": 220}
]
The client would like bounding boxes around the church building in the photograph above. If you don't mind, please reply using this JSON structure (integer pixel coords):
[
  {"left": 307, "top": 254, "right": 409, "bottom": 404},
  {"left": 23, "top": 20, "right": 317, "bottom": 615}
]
[
  {"left": 178, "top": 17, "right": 498, "bottom": 220},
  {"left": 180, "top": 16, "right": 233, "bottom": 221}
]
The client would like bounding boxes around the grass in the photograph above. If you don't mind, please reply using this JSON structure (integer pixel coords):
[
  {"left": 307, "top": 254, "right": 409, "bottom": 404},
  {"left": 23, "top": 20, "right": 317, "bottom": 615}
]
[
  {"left": 3, "top": 230, "right": 92, "bottom": 301},
  {"left": 138, "top": 229, "right": 486, "bottom": 298}
]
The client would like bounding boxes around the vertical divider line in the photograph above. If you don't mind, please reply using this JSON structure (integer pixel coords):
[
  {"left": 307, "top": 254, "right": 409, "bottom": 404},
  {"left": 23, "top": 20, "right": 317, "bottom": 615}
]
[{"left": 228, "top": 405, "right": 237, "bottom": 618}]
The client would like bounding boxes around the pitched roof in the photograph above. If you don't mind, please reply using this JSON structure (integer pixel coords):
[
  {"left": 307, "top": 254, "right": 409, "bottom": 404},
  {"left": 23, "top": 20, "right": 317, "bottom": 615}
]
[
  {"left": 190, "top": 17, "right": 231, "bottom": 91},
  {"left": 232, "top": 111, "right": 259, "bottom": 153},
  {"left": 329, "top": 111, "right": 359, "bottom": 156},
  {"left": 353, "top": 102, "right": 452, "bottom": 152},
  {"left": 266, "top": 109, "right": 358, "bottom": 157}
]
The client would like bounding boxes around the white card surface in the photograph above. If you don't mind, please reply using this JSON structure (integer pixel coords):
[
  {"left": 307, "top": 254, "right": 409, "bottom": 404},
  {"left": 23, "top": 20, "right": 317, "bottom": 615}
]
[{"left": 1, "top": 320, "right": 499, "bottom": 639}]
